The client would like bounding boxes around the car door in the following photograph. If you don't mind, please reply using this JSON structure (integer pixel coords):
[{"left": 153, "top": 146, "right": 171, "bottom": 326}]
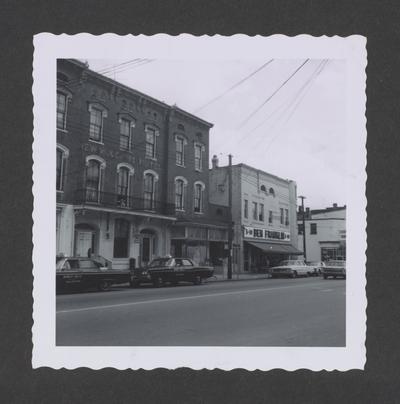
[
  {"left": 181, "top": 259, "right": 195, "bottom": 279},
  {"left": 60, "top": 259, "right": 83, "bottom": 286}
]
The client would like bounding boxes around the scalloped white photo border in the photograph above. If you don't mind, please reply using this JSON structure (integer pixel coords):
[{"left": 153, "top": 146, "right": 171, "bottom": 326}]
[{"left": 32, "top": 33, "right": 367, "bottom": 370}]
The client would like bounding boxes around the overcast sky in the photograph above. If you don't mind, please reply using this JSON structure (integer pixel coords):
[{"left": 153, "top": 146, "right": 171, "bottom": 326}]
[{"left": 85, "top": 58, "right": 346, "bottom": 210}]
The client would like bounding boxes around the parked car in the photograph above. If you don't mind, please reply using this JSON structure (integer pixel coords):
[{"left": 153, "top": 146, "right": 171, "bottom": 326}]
[
  {"left": 56, "top": 257, "right": 130, "bottom": 293},
  {"left": 269, "top": 260, "right": 310, "bottom": 278},
  {"left": 306, "top": 261, "right": 326, "bottom": 276},
  {"left": 322, "top": 260, "right": 346, "bottom": 279},
  {"left": 130, "top": 257, "right": 214, "bottom": 287}
]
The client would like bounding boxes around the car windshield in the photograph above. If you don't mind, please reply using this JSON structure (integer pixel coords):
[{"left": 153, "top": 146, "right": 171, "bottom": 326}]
[
  {"left": 279, "top": 260, "right": 299, "bottom": 266},
  {"left": 148, "top": 258, "right": 173, "bottom": 268},
  {"left": 308, "top": 261, "right": 320, "bottom": 266}
]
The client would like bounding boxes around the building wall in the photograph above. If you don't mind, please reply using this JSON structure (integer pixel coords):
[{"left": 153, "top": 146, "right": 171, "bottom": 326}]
[
  {"left": 298, "top": 207, "right": 346, "bottom": 262},
  {"left": 56, "top": 59, "right": 227, "bottom": 269},
  {"left": 210, "top": 164, "right": 298, "bottom": 273}
]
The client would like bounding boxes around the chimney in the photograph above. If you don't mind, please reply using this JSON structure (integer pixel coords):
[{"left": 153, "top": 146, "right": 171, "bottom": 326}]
[
  {"left": 333, "top": 203, "right": 338, "bottom": 208},
  {"left": 211, "top": 155, "right": 219, "bottom": 169},
  {"left": 306, "top": 207, "right": 310, "bottom": 218}
]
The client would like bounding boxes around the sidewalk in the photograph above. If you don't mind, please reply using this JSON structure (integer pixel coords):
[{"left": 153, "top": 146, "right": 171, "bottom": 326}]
[{"left": 206, "top": 273, "right": 271, "bottom": 283}]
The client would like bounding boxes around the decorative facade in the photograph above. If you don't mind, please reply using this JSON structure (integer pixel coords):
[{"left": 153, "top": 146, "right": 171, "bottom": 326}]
[{"left": 56, "top": 59, "right": 228, "bottom": 269}]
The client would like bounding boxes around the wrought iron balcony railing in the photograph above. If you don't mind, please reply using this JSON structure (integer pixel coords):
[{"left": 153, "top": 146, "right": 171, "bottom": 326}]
[{"left": 74, "top": 189, "right": 176, "bottom": 216}]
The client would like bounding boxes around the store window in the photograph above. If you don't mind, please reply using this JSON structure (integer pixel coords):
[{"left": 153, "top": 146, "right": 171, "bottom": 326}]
[{"left": 113, "top": 219, "right": 130, "bottom": 258}]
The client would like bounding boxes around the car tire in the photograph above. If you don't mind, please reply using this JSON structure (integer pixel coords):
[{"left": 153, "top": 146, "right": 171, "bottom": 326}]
[
  {"left": 98, "top": 280, "right": 111, "bottom": 291},
  {"left": 323, "top": 275, "right": 328, "bottom": 280},
  {"left": 193, "top": 275, "right": 202, "bottom": 285},
  {"left": 153, "top": 276, "right": 164, "bottom": 288},
  {"left": 130, "top": 280, "right": 140, "bottom": 288},
  {"left": 291, "top": 271, "right": 297, "bottom": 279}
]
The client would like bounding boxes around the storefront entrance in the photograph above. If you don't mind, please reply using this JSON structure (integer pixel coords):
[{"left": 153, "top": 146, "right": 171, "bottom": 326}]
[
  {"left": 140, "top": 229, "right": 157, "bottom": 266},
  {"left": 74, "top": 224, "right": 97, "bottom": 257}
]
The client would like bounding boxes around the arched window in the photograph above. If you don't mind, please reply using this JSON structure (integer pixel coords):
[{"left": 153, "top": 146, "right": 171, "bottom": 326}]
[
  {"left": 194, "top": 181, "right": 205, "bottom": 213},
  {"left": 85, "top": 160, "right": 102, "bottom": 203},
  {"left": 269, "top": 187, "right": 275, "bottom": 197},
  {"left": 113, "top": 219, "right": 130, "bottom": 258},
  {"left": 174, "top": 177, "right": 188, "bottom": 211},
  {"left": 260, "top": 185, "right": 267, "bottom": 192},
  {"left": 144, "top": 173, "right": 156, "bottom": 210},
  {"left": 56, "top": 145, "right": 69, "bottom": 191},
  {"left": 117, "top": 167, "right": 130, "bottom": 207}
]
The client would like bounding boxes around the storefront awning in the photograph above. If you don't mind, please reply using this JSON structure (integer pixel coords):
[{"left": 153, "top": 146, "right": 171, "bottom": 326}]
[{"left": 246, "top": 241, "right": 303, "bottom": 255}]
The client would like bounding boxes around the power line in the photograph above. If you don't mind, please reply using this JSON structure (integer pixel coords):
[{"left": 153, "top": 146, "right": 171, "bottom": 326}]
[
  {"left": 260, "top": 59, "right": 329, "bottom": 154},
  {"left": 193, "top": 59, "right": 274, "bottom": 113},
  {"left": 237, "top": 59, "right": 310, "bottom": 129},
  {"left": 249, "top": 60, "right": 327, "bottom": 150}
]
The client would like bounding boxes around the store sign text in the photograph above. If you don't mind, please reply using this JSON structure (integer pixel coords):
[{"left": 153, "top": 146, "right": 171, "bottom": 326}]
[{"left": 243, "top": 226, "right": 290, "bottom": 241}]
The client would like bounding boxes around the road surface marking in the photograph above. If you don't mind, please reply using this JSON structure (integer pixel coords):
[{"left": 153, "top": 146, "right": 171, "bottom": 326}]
[{"left": 57, "top": 282, "right": 330, "bottom": 314}]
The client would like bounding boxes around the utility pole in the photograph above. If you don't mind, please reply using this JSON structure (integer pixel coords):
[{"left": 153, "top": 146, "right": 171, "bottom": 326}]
[
  {"left": 298, "top": 195, "right": 307, "bottom": 262},
  {"left": 227, "top": 154, "right": 233, "bottom": 280}
]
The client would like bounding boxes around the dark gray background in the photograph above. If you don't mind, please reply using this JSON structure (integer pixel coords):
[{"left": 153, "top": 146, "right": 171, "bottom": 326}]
[{"left": 0, "top": 0, "right": 399, "bottom": 402}]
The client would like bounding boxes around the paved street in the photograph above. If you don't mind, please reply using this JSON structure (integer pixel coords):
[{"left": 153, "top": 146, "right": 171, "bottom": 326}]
[{"left": 56, "top": 277, "right": 345, "bottom": 346}]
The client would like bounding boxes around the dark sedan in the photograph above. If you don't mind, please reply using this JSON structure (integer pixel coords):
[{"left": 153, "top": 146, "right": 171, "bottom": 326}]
[{"left": 130, "top": 257, "right": 214, "bottom": 287}]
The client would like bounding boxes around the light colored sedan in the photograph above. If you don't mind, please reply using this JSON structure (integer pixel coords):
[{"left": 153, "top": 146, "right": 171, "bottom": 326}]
[{"left": 269, "top": 260, "right": 310, "bottom": 278}]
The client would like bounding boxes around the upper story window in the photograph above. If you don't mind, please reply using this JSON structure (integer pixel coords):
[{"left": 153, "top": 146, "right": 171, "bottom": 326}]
[
  {"left": 259, "top": 203, "right": 264, "bottom": 222},
  {"left": 252, "top": 202, "right": 258, "bottom": 220},
  {"left": 244, "top": 199, "right": 248, "bottom": 219},
  {"left": 88, "top": 103, "right": 107, "bottom": 143},
  {"left": 280, "top": 208, "right": 284, "bottom": 224},
  {"left": 85, "top": 157, "right": 106, "bottom": 203},
  {"left": 57, "top": 92, "right": 68, "bottom": 130},
  {"left": 269, "top": 210, "right": 273, "bottom": 224},
  {"left": 194, "top": 143, "right": 205, "bottom": 171},
  {"left": 145, "top": 125, "right": 159, "bottom": 159},
  {"left": 298, "top": 223, "right": 304, "bottom": 235},
  {"left": 175, "top": 177, "right": 188, "bottom": 211},
  {"left": 175, "top": 136, "right": 187, "bottom": 166},
  {"left": 310, "top": 223, "right": 317, "bottom": 235},
  {"left": 119, "top": 118, "right": 135, "bottom": 151},
  {"left": 269, "top": 187, "right": 275, "bottom": 197},
  {"left": 56, "top": 145, "right": 69, "bottom": 191},
  {"left": 260, "top": 185, "right": 267, "bottom": 192},
  {"left": 143, "top": 170, "right": 159, "bottom": 210},
  {"left": 194, "top": 181, "right": 205, "bottom": 213},
  {"left": 285, "top": 209, "right": 289, "bottom": 226},
  {"left": 116, "top": 164, "right": 134, "bottom": 207}
]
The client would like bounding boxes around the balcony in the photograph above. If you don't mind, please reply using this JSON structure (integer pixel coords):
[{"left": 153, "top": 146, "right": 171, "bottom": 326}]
[{"left": 74, "top": 189, "right": 175, "bottom": 216}]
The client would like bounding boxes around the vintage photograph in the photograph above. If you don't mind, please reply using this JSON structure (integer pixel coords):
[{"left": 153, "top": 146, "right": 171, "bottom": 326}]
[{"left": 33, "top": 34, "right": 366, "bottom": 370}]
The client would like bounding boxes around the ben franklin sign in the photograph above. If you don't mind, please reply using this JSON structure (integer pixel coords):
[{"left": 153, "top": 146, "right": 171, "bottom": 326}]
[{"left": 244, "top": 226, "right": 290, "bottom": 241}]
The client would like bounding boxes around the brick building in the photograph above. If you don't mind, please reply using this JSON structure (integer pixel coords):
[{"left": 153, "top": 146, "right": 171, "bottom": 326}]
[{"left": 56, "top": 59, "right": 228, "bottom": 269}]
